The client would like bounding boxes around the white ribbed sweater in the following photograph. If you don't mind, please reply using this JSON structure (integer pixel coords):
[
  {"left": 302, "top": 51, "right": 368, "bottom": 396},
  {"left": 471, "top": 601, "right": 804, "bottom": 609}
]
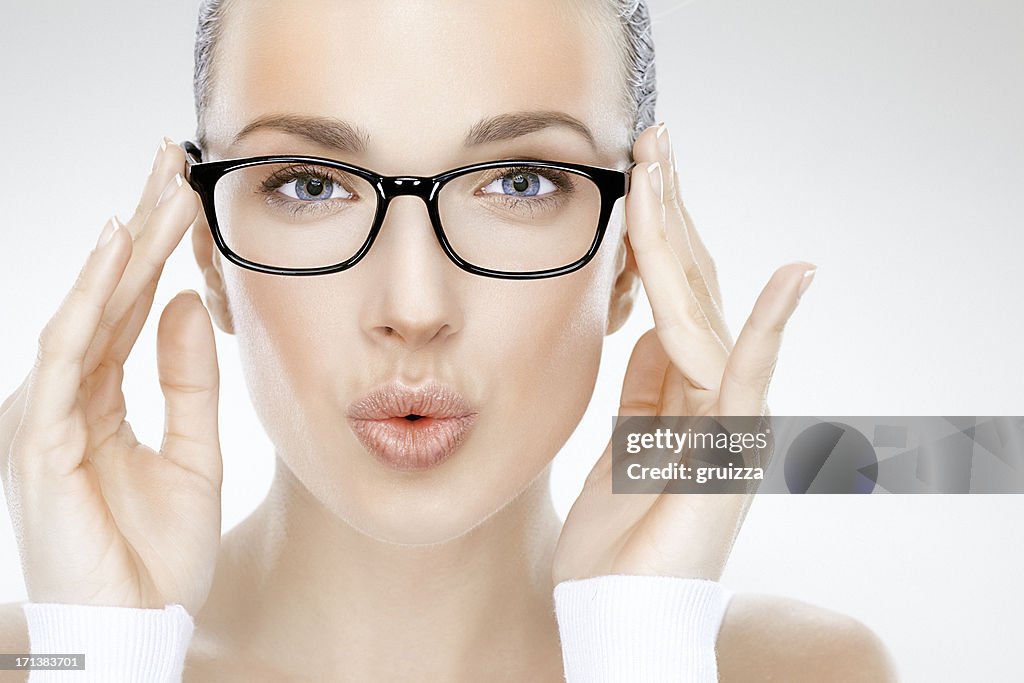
[{"left": 21, "top": 575, "right": 733, "bottom": 682}]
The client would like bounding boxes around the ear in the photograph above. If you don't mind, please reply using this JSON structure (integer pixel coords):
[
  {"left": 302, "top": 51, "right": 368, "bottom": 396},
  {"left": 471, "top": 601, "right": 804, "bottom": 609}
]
[
  {"left": 191, "top": 214, "right": 235, "bottom": 335},
  {"left": 606, "top": 232, "right": 640, "bottom": 335}
]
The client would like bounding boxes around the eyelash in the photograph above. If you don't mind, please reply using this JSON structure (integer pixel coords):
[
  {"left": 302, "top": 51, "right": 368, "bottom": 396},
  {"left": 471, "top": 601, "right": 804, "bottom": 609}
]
[
  {"left": 260, "top": 165, "right": 351, "bottom": 193},
  {"left": 476, "top": 166, "right": 576, "bottom": 194},
  {"left": 251, "top": 164, "right": 357, "bottom": 219},
  {"left": 473, "top": 167, "right": 577, "bottom": 218},
  {"left": 256, "top": 163, "right": 576, "bottom": 216}
]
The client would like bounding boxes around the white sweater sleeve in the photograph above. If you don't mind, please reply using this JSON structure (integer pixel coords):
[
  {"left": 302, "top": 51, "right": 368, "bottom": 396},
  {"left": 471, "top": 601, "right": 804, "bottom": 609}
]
[
  {"left": 20, "top": 602, "right": 195, "bottom": 682},
  {"left": 554, "top": 575, "right": 733, "bottom": 682}
]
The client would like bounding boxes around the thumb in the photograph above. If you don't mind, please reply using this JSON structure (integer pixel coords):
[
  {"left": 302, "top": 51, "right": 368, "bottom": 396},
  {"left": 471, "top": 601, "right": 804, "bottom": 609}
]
[
  {"left": 618, "top": 328, "right": 671, "bottom": 417},
  {"left": 157, "top": 289, "right": 222, "bottom": 489},
  {"left": 585, "top": 329, "right": 673, "bottom": 488}
]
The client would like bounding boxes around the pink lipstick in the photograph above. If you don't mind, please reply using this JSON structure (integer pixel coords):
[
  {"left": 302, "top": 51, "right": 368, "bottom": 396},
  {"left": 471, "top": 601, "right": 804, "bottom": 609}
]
[{"left": 345, "top": 380, "right": 479, "bottom": 471}]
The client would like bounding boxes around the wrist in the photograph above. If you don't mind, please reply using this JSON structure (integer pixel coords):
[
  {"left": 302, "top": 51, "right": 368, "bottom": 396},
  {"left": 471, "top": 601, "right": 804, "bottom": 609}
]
[{"left": 22, "top": 602, "right": 195, "bottom": 682}]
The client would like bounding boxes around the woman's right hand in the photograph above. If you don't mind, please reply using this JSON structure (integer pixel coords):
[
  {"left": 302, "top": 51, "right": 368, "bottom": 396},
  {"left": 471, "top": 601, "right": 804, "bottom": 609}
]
[{"left": 0, "top": 139, "right": 223, "bottom": 615}]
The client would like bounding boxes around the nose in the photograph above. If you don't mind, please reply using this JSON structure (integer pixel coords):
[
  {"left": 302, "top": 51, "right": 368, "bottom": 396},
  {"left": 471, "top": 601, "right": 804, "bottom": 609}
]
[{"left": 358, "top": 195, "right": 463, "bottom": 351}]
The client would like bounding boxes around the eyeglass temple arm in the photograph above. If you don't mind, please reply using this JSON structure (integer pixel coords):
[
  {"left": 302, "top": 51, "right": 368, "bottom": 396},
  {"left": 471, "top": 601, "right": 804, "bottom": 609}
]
[
  {"left": 623, "top": 162, "right": 637, "bottom": 195},
  {"left": 181, "top": 141, "right": 204, "bottom": 180}
]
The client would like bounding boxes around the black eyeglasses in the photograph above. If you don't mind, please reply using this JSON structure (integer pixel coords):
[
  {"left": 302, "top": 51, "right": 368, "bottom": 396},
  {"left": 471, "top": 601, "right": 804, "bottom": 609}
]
[{"left": 183, "top": 141, "right": 632, "bottom": 280}]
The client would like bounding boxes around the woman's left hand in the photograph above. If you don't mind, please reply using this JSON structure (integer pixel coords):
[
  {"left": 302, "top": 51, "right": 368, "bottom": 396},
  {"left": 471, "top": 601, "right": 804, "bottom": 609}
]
[{"left": 553, "top": 123, "right": 816, "bottom": 584}]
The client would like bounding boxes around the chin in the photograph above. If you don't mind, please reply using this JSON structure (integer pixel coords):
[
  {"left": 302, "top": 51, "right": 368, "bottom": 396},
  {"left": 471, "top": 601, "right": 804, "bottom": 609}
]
[{"left": 291, "top": 425, "right": 540, "bottom": 546}]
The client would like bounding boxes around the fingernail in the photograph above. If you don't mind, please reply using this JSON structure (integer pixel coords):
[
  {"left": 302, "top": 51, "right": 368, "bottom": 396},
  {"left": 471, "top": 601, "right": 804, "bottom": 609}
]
[
  {"left": 95, "top": 216, "right": 121, "bottom": 250},
  {"left": 647, "top": 162, "right": 663, "bottom": 202},
  {"left": 151, "top": 137, "right": 175, "bottom": 172},
  {"left": 656, "top": 122, "right": 678, "bottom": 175},
  {"left": 798, "top": 266, "right": 817, "bottom": 298},
  {"left": 157, "top": 173, "right": 184, "bottom": 206},
  {"left": 151, "top": 139, "right": 165, "bottom": 172},
  {"left": 656, "top": 122, "right": 670, "bottom": 159}
]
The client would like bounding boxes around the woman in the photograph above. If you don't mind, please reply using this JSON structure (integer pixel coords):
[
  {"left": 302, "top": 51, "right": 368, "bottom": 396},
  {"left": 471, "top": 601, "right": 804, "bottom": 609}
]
[{"left": 0, "top": 0, "right": 896, "bottom": 680}]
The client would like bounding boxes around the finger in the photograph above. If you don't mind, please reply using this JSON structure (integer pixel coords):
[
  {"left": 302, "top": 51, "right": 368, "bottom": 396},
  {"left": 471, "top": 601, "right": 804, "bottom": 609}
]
[
  {"left": 636, "top": 125, "right": 722, "bottom": 311},
  {"left": 658, "top": 363, "right": 689, "bottom": 415},
  {"left": 1, "top": 374, "right": 33, "bottom": 488},
  {"left": 625, "top": 161, "right": 730, "bottom": 392},
  {"left": 1, "top": 374, "right": 30, "bottom": 417},
  {"left": 127, "top": 137, "right": 184, "bottom": 236},
  {"left": 71, "top": 137, "right": 185, "bottom": 373},
  {"left": 633, "top": 124, "right": 730, "bottom": 346},
  {"left": 21, "top": 219, "right": 132, "bottom": 433},
  {"left": 81, "top": 170, "right": 200, "bottom": 374},
  {"left": 83, "top": 360, "right": 127, "bottom": 450},
  {"left": 675, "top": 197, "right": 724, "bottom": 316},
  {"left": 586, "top": 328, "right": 672, "bottom": 488},
  {"left": 618, "top": 327, "right": 672, "bottom": 417},
  {"left": 157, "top": 290, "right": 222, "bottom": 489},
  {"left": 105, "top": 277, "right": 159, "bottom": 366},
  {"left": 720, "top": 262, "right": 817, "bottom": 416}
]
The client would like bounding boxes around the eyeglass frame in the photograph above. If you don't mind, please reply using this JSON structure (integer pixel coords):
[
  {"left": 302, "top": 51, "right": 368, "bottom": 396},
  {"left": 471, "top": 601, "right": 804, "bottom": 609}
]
[{"left": 182, "top": 141, "right": 634, "bottom": 280}]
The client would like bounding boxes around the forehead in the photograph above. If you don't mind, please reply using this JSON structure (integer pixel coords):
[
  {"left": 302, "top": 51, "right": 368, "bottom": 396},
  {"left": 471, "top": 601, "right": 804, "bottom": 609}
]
[{"left": 205, "top": 0, "right": 630, "bottom": 169}]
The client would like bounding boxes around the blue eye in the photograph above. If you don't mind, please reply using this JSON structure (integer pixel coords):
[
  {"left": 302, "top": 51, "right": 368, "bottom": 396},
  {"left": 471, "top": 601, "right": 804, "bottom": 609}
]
[
  {"left": 278, "top": 175, "right": 353, "bottom": 201},
  {"left": 481, "top": 171, "right": 557, "bottom": 198}
]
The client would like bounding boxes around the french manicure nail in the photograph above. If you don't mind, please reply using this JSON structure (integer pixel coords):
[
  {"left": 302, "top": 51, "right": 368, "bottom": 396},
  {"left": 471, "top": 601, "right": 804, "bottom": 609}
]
[
  {"left": 96, "top": 216, "right": 121, "bottom": 249},
  {"left": 157, "top": 174, "right": 184, "bottom": 206},
  {"left": 151, "top": 139, "right": 166, "bottom": 172},
  {"left": 152, "top": 137, "right": 178, "bottom": 171},
  {"left": 656, "top": 122, "right": 678, "bottom": 175},
  {"left": 656, "top": 122, "right": 671, "bottom": 160},
  {"left": 647, "top": 162, "right": 663, "bottom": 202},
  {"left": 798, "top": 267, "right": 817, "bottom": 298}
]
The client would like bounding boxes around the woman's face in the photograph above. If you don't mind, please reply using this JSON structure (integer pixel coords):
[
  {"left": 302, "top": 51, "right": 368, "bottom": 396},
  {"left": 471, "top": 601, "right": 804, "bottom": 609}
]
[{"left": 196, "top": 0, "right": 637, "bottom": 543}]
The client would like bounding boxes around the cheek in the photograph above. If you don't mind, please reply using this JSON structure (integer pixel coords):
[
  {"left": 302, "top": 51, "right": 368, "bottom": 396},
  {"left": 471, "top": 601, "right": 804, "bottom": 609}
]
[
  {"left": 221, "top": 270, "right": 350, "bottom": 441},
  {"left": 486, "top": 225, "right": 621, "bottom": 429},
  {"left": 514, "top": 275, "right": 607, "bottom": 382}
]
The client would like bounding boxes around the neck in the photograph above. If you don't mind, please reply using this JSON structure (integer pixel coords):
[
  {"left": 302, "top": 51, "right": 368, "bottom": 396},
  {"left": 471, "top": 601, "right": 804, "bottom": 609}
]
[{"left": 201, "top": 457, "right": 565, "bottom": 681}]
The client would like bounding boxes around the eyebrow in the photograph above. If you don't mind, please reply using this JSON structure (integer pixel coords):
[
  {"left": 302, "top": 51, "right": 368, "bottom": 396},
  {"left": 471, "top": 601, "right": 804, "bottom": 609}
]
[
  {"left": 464, "top": 111, "right": 598, "bottom": 150},
  {"left": 232, "top": 110, "right": 597, "bottom": 154},
  {"left": 233, "top": 114, "right": 370, "bottom": 153}
]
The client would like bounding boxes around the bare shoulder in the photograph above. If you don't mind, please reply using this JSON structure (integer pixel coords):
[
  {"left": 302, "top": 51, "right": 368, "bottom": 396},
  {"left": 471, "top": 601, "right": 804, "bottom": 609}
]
[
  {"left": 0, "top": 602, "right": 28, "bottom": 682},
  {"left": 716, "top": 591, "right": 899, "bottom": 683}
]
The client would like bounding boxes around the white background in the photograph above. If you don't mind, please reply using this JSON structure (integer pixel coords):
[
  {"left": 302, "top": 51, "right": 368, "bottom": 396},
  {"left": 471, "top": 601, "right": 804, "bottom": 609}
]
[{"left": 1, "top": 1, "right": 1022, "bottom": 680}]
